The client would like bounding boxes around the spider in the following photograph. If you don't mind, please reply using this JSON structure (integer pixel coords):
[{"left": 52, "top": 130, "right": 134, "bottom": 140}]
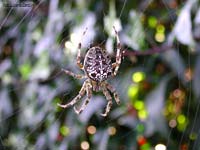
[{"left": 57, "top": 26, "right": 122, "bottom": 117}]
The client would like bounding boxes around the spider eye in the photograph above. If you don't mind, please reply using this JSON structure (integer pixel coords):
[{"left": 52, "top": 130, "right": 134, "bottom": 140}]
[{"left": 91, "top": 73, "right": 96, "bottom": 78}]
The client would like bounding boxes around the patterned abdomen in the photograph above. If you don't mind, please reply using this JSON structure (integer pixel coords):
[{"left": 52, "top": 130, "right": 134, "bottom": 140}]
[{"left": 84, "top": 47, "right": 112, "bottom": 82}]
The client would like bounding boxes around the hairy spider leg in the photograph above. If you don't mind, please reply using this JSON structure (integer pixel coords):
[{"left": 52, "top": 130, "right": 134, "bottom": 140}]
[
  {"left": 101, "top": 87, "right": 113, "bottom": 117},
  {"left": 77, "top": 27, "right": 88, "bottom": 70},
  {"left": 57, "top": 80, "right": 87, "bottom": 108},
  {"left": 106, "top": 82, "right": 120, "bottom": 105},
  {"left": 112, "top": 26, "right": 122, "bottom": 76},
  {"left": 74, "top": 81, "right": 92, "bottom": 114},
  {"left": 62, "top": 68, "right": 86, "bottom": 79}
]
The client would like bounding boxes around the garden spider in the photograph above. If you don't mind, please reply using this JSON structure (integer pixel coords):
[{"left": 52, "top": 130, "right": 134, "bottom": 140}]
[{"left": 57, "top": 26, "right": 122, "bottom": 117}]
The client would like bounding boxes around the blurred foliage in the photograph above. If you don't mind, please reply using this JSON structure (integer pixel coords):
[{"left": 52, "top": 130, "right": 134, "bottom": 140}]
[{"left": 1, "top": 0, "right": 200, "bottom": 150}]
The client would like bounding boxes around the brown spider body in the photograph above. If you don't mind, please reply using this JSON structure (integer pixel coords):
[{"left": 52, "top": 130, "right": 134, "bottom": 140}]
[
  {"left": 58, "top": 26, "right": 122, "bottom": 117},
  {"left": 84, "top": 47, "right": 112, "bottom": 85}
]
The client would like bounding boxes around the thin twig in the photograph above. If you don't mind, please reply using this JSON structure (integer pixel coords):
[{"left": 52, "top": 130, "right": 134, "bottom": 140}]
[{"left": 122, "top": 45, "right": 172, "bottom": 56}]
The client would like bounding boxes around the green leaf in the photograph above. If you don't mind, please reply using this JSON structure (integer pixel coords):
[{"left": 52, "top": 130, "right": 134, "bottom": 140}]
[{"left": 19, "top": 63, "right": 32, "bottom": 80}]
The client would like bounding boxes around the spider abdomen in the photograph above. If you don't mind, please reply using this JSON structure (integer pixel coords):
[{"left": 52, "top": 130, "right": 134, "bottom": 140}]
[{"left": 84, "top": 47, "right": 112, "bottom": 82}]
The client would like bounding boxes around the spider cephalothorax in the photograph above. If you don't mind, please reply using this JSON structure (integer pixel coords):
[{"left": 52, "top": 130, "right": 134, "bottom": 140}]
[{"left": 57, "top": 26, "right": 122, "bottom": 117}]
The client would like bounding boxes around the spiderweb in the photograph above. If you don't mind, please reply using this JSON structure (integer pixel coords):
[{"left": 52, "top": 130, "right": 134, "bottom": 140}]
[{"left": 0, "top": 0, "right": 199, "bottom": 150}]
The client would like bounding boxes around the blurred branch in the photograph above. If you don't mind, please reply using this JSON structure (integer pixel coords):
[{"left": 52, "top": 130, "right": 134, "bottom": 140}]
[{"left": 123, "top": 45, "right": 172, "bottom": 56}]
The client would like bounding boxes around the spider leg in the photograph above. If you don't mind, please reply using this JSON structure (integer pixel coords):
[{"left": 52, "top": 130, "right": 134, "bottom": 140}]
[
  {"left": 101, "top": 87, "right": 113, "bottom": 117},
  {"left": 74, "top": 82, "right": 92, "bottom": 114},
  {"left": 62, "top": 68, "right": 86, "bottom": 79},
  {"left": 57, "top": 81, "right": 86, "bottom": 108},
  {"left": 106, "top": 82, "right": 120, "bottom": 105},
  {"left": 77, "top": 27, "right": 88, "bottom": 70},
  {"left": 112, "top": 26, "right": 122, "bottom": 76}
]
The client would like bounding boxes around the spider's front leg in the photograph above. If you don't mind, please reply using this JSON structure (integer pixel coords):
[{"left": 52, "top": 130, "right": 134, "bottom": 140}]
[
  {"left": 74, "top": 81, "right": 92, "bottom": 114},
  {"left": 112, "top": 26, "right": 122, "bottom": 76},
  {"left": 101, "top": 86, "right": 113, "bottom": 117},
  {"left": 77, "top": 27, "right": 88, "bottom": 70},
  {"left": 57, "top": 80, "right": 87, "bottom": 108},
  {"left": 62, "top": 68, "right": 86, "bottom": 79}
]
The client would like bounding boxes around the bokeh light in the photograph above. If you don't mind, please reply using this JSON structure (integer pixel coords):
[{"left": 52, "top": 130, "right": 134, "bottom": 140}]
[
  {"left": 87, "top": 125, "right": 96, "bottom": 135},
  {"left": 138, "top": 109, "right": 148, "bottom": 120},
  {"left": 59, "top": 126, "right": 70, "bottom": 136},
  {"left": 132, "top": 72, "right": 146, "bottom": 83},
  {"left": 141, "top": 143, "right": 151, "bottom": 150},
  {"left": 108, "top": 126, "right": 117, "bottom": 136},
  {"left": 177, "top": 114, "right": 186, "bottom": 124},
  {"left": 177, "top": 122, "right": 187, "bottom": 132},
  {"left": 64, "top": 33, "right": 80, "bottom": 54},
  {"left": 81, "top": 141, "right": 90, "bottom": 150},
  {"left": 148, "top": 16, "right": 157, "bottom": 28},
  {"left": 70, "top": 33, "right": 80, "bottom": 45},
  {"left": 134, "top": 100, "right": 145, "bottom": 110},
  {"left": 156, "top": 24, "right": 165, "bottom": 33},
  {"left": 155, "top": 33, "right": 165, "bottom": 42},
  {"left": 137, "top": 135, "right": 147, "bottom": 146},
  {"left": 155, "top": 24, "right": 165, "bottom": 43},
  {"left": 128, "top": 85, "right": 139, "bottom": 99},
  {"left": 155, "top": 143, "right": 166, "bottom": 150},
  {"left": 136, "top": 124, "right": 145, "bottom": 133},
  {"left": 64, "top": 41, "right": 73, "bottom": 49},
  {"left": 189, "top": 133, "right": 197, "bottom": 140},
  {"left": 169, "top": 119, "right": 177, "bottom": 128},
  {"left": 176, "top": 114, "right": 187, "bottom": 131}
]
